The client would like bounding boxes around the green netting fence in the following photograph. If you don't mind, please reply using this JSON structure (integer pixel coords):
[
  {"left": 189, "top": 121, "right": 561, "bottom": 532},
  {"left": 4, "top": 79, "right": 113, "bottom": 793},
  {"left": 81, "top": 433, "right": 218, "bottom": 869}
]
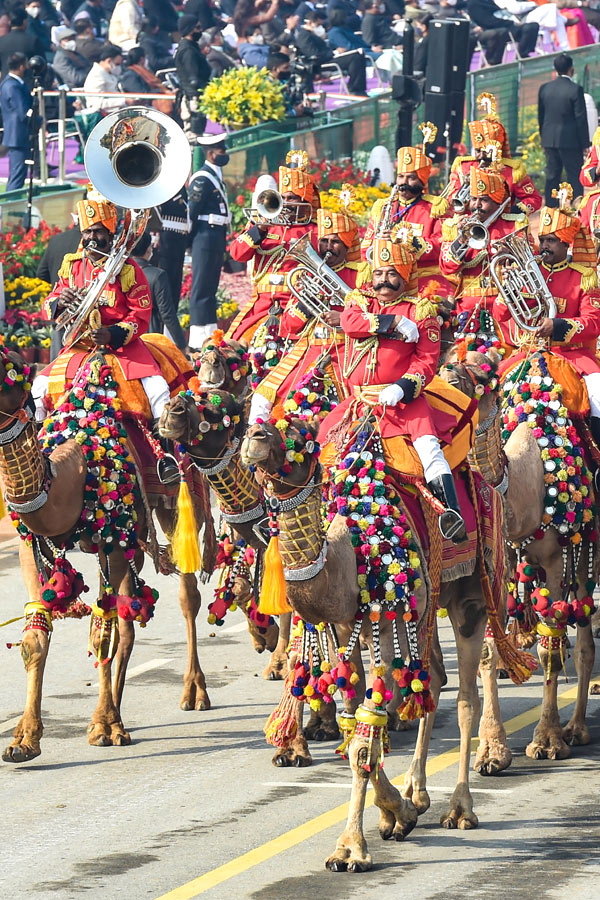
[{"left": 223, "top": 45, "right": 599, "bottom": 188}]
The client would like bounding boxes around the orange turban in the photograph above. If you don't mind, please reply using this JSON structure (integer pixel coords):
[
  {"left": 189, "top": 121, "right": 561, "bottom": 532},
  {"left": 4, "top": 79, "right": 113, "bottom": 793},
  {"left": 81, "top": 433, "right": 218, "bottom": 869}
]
[
  {"left": 469, "top": 168, "right": 509, "bottom": 204},
  {"left": 317, "top": 209, "right": 358, "bottom": 248},
  {"left": 469, "top": 118, "right": 509, "bottom": 155},
  {"left": 538, "top": 206, "right": 581, "bottom": 245},
  {"left": 278, "top": 166, "right": 315, "bottom": 201},
  {"left": 371, "top": 237, "right": 416, "bottom": 282},
  {"left": 76, "top": 187, "right": 118, "bottom": 234},
  {"left": 396, "top": 146, "right": 432, "bottom": 185}
]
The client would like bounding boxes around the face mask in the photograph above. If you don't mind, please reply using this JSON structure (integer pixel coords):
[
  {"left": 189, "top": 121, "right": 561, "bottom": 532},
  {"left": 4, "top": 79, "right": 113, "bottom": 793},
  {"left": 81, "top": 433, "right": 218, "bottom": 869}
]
[
  {"left": 63, "top": 39, "right": 76, "bottom": 51},
  {"left": 192, "top": 31, "right": 203, "bottom": 41},
  {"left": 278, "top": 70, "right": 290, "bottom": 81},
  {"left": 378, "top": 4, "right": 386, "bottom": 12},
  {"left": 111, "top": 63, "right": 122, "bottom": 76},
  {"left": 249, "top": 34, "right": 264, "bottom": 44},
  {"left": 445, "top": 0, "right": 457, "bottom": 6},
  {"left": 27, "top": 6, "right": 40, "bottom": 17},
  {"left": 213, "top": 151, "right": 230, "bottom": 167},
  {"left": 314, "top": 24, "right": 326, "bottom": 37}
]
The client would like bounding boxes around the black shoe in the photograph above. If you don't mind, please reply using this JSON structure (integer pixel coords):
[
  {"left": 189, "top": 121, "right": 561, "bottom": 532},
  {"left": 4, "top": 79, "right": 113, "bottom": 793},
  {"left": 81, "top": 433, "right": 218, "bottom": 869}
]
[{"left": 428, "top": 474, "right": 467, "bottom": 543}]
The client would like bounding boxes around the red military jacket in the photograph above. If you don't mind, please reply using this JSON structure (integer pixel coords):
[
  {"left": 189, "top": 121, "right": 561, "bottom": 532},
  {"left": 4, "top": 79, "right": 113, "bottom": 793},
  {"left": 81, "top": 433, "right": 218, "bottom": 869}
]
[
  {"left": 447, "top": 156, "right": 542, "bottom": 215},
  {"left": 493, "top": 260, "right": 600, "bottom": 376},
  {"left": 43, "top": 252, "right": 160, "bottom": 380},
  {"left": 440, "top": 211, "right": 529, "bottom": 314},
  {"left": 228, "top": 221, "right": 318, "bottom": 342},
  {"left": 579, "top": 129, "right": 600, "bottom": 188},
  {"left": 578, "top": 187, "right": 600, "bottom": 240},
  {"left": 320, "top": 289, "right": 456, "bottom": 445},
  {"left": 361, "top": 193, "right": 453, "bottom": 293}
]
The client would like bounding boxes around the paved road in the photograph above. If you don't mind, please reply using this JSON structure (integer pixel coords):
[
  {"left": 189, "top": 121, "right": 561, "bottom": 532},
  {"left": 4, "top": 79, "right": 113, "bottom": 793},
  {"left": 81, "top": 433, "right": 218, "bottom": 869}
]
[{"left": 1, "top": 531, "right": 600, "bottom": 900}]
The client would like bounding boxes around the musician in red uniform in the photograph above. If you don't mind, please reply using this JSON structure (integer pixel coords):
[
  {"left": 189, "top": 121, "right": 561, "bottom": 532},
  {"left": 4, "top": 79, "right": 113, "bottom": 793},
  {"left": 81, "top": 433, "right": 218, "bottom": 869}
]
[
  {"left": 447, "top": 92, "right": 541, "bottom": 216},
  {"left": 32, "top": 190, "right": 180, "bottom": 480},
  {"left": 320, "top": 233, "right": 466, "bottom": 541},
  {"left": 494, "top": 198, "right": 600, "bottom": 450},
  {"left": 361, "top": 141, "right": 452, "bottom": 294},
  {"left": 579, "top": 127, "right": 600, "bottom": 188},
  {"left": 578, "top": 186, "right": 600, "bottom": 253},
  {"left": 249, "top": 207, "right": 362, "bottom": 424},
  {"left": 440, "top": 169, "right": 529, "bottom": 322},
  {"left": 227, "top": 152, "right": 318, "bottom": 346}
]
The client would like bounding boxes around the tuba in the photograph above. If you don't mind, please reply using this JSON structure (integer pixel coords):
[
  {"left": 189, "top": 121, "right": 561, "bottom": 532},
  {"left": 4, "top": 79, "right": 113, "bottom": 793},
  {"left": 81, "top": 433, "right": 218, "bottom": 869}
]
[
  {"left": 285, "top": 233, "right": 351, "bottom": 321},
  {"left": 489, "top": 228, "right": 556, "bottom": 332},
  {"left": 56, "top": 107, "right": 191, "bottom": 347}
]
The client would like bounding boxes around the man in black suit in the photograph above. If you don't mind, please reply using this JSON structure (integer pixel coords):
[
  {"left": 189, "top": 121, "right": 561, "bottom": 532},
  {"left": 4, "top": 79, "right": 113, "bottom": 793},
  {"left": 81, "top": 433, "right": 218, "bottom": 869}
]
[
  {"left": 0, "top": 8, "right": 45, "bottom": 79},
  {"left": 36, "top": 219, "right": 82, "bottom": 360},
  {"left": 538, "top": 52, "right": 589, "bottom": 205},
  {"left": 466, "top": 0, "right": 538, "bottom": 62},
  {"left": 132, "top": 231, "right": 187, "bottom": 351}
]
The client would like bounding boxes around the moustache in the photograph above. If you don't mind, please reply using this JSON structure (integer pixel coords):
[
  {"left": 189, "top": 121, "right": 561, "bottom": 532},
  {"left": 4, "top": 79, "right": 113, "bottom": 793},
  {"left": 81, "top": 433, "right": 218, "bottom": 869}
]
[
  {"left": 397, "top": 183, "right": 421, "bottom": 195},
  {"left": 373, "top": 281, "right": 398, "bottom": 292}
]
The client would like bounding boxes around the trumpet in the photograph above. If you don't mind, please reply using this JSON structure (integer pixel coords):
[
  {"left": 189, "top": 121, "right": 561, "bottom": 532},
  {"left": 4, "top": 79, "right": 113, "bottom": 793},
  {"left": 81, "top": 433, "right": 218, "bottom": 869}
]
[
  {"left": 244, "top": 189, "right": 313, "bottom": 226},
  {"left": 489, "top": 228, "right": 556, "bottom": 332},
  {"left": 456, "top": 197, "right": 510, "bottom": 251},
  {"left": 284, "top": 233, "right": 350, "bottom": 321},
  {"left": 451, "top": 180, "right": 471, "bottom": 213}
]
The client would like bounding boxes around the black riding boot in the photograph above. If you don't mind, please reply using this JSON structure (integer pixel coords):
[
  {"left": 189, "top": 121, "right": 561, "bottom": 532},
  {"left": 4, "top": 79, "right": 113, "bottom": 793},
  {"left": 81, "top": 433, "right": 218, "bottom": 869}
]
[
  {"left": 428, "top": 474, "right": 467, "bottom": 543},
  {"left": 589, "top": 416, "right": 600, "bottom": 491},
  {"left": 153, "top": 419, "right": 180, "bottom": 485}
]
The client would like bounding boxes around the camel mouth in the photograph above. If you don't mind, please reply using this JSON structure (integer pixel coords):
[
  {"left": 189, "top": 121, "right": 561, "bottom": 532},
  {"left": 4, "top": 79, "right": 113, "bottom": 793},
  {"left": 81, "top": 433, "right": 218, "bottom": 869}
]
[
  {"left": 199, "top": 373, "right": 225, "bottom": 388},
  {"left": 158, "top": 398, "right": 187, "bottom": 440},
  {"left": 241, "top": 433, "right": 270, "bottom": 467}
]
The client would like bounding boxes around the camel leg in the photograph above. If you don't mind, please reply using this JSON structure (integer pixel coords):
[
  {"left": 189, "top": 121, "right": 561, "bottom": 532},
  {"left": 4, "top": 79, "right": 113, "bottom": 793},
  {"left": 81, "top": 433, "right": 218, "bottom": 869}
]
[
  {"left": 474, "top": 635, "right": 512, "bottom": 775},
  {"left": 112, "top": 619, "right": 135, "bottom": 710},
  {"left": 3, "top": 542, "right": 49, "bottom": 764},
  {"left": 179, "top": 572, "right": 210, "bottom": 711},
  {"left": 441, "top": 597, "right": 485, "bottom": 830},
  {"left": 402, "top": 644, "right": 444, "bottom": 815},
  {"left": 304, "top": 698, "right": 340, "bottom": 742},
  {"left": 526, "top": 637, "right": 570, "bottom": 760},
  {"left": 87, "top": 621, "right": 131, "bottom": 746},
  {"left": 563, "top": 623, "right": 595, "bottom": 747},
  {"left": 262, "top": 611, "right": 291, "bottom": 681}
]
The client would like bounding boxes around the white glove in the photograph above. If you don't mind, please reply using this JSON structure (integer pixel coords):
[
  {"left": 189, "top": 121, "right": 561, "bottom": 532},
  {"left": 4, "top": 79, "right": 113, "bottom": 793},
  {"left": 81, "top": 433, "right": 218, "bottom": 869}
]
[
  {"left": 395, "top": 316, "right": 419, "bottom": 343},
  {"left": 248, "top": 392, "right": 273, "bottom": 425},
  {"left": 378, "top": 383, "right": 404, "bottom": 407}
]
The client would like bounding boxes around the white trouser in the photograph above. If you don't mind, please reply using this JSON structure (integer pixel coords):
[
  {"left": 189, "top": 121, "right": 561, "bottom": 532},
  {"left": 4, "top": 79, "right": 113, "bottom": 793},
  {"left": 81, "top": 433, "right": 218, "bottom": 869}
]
[
  {"left": 32, "top": 372, "right": 171, "bottom": 421},
  {"left": 249, "top": 392, "right": 273, "bottom": 425},
  {"left": 412, "top": 433, "right": 451, "bottom": 482},
  {"left": 526, "top": 5, "right": 570, "bottom": 50},
  {"left": 189, "top": 323, "right": 218, "bottom": 351},
  {"left": 584, "top": 373, "right": 600, "bottom": 418}
]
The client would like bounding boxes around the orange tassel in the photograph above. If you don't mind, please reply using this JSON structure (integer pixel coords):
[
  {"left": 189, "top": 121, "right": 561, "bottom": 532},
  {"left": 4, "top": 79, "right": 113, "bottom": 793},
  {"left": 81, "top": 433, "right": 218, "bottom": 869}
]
[{"left": 258, "top": 535, "right": 291, "bottom": 615}]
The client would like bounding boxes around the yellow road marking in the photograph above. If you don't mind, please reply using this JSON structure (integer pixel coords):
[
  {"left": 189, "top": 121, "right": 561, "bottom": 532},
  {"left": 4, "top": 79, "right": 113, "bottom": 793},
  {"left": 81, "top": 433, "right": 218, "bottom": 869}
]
[{"left": 155, "top": 678, "right": 597, "bottom": 900}]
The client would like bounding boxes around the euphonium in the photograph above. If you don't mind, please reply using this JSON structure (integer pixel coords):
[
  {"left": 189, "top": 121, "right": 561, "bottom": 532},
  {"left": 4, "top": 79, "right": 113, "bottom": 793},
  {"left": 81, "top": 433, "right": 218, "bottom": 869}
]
[
  {"left": 55, "top": 106, "right": 191, "bottom": 347},
  {"left": 284, "top": 233, "right": 351, "bottom": 321},
  {"left": 489, "top": 228, "right": 556, "bottom": 332}
]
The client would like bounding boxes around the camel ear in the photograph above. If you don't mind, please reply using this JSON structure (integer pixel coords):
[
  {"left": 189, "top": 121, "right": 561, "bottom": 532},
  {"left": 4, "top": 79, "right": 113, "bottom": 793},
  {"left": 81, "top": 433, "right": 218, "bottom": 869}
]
[
  {"left": 300, "top": 415, "right": 320, "bottom": 441},
  {"left": 485, "top": 347, "right": 502, "bottom": 369},
  {"left": 239, "top": 338, "right": 249, "bottom": 351}
]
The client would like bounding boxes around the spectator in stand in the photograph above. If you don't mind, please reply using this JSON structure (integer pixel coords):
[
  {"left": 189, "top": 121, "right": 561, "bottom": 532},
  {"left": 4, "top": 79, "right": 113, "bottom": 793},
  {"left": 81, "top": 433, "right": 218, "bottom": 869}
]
[
  {"left": 362, "top": 0, "right": 401, "bottom": 51},
  {"left": 0, "top": 52, "right": 32, "bottom": 192},
  {"left": 25, "top": 0, "right": 52, "bottom": 56},
  {"left": 53, "top": 24, "right": 91, "bottom": 86},
  {"left": 142, "top": 0, "right": 179, "bottom": 35},
  {"left": 206, "top": 27, "right": 239, "bottom": 77},
  {"left": 72, "top": 0, "right": 106, "bottom": 37},
  {"left": 82, "top": 43, "right": 125, "bottom": 112},
  {"left": 108, "top": 0, "right": 143, "bottom": 52},
  {"left": 138, "top": 17, "right": 174, "bottom": 72},
  {"left": 73, "top": 17, "right": 104, "bottom": 62},
  {"left": 233, "top": 0, "right": 280, "bottom": 39},
  {"left": 327, "top": 8, "right": 379, "bottom": 62},
  {"left": 0, "top": 16, "right": 9, "bottom": 39},
  {"left": 327, "top": 0, "right": 361, "bottom": 31},
  {"left": 296, "top": 9, "right": 367, "bottom": 96},
  {"left": 174, "top": 14, "right": 211, "bottom": 141},
  {"left": 120, "top": 45, "right": 174, "bottom": 113},
  {"left": 431, "top": 0, "right": 507, "bottom": 65},
  {"left": 184, "top": 0, "right": 225, "bottom": 31},
  {"left": 132, "top": 230, "right": 188, "bottom": 350},
  {"left": 413, "top": 12, "right": 431, "bottom": 73},
  {"left": 0, "top": 8, "right": 46, "bottom": 79},
  {"left": 238, "top": 24, "right": 271, "bottom": 67},
  {"left": 466, "top": 0, "right": 538, "bottom": 59}
]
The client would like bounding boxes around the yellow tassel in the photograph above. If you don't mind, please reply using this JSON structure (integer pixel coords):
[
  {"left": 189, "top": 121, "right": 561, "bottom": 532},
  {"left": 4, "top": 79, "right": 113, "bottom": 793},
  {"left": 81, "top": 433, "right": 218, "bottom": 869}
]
[
  {"left": 258, "top": 535, "right": 291, "bottom": 615},
  {"left": 0, "top": 491, "right": 5, "bottom": 521},
  {"left": 170, "top": 479, "right": 201, "bottom": 575}
]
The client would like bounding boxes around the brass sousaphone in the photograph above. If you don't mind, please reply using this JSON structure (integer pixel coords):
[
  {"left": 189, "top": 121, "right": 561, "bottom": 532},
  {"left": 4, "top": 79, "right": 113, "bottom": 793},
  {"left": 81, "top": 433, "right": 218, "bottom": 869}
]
[{"left": 56, "top": 106, "right": 191, "bottom": 347}]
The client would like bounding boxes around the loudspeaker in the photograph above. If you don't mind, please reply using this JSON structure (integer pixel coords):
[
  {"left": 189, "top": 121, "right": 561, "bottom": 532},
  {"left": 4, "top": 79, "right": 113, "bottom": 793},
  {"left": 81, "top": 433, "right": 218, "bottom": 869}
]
[
  {"left": 391, "top": 74, "right": 422, "bottom": 105},
  {"left": 425, "top": 18, "right": 470, "bottom": 95},
  {"left": 423, "top": 91, "right": 466, "bottom": 161}
]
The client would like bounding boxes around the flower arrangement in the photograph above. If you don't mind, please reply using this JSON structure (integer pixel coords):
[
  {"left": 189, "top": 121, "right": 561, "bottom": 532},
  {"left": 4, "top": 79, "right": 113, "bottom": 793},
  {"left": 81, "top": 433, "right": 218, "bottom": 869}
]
[
  {"left": 200, "top": 66, "right": 286, "bottom": 128},
  {"left": 0, "top": 222, "right": 59, "bottom": 278}
]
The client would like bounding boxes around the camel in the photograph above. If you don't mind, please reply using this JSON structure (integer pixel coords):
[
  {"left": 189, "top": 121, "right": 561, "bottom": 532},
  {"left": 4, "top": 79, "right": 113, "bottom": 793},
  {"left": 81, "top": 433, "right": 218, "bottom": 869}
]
[
  {"left": 240, "top": 401, "right": 511, "bottom": 872},
  {"left": 442, "top": 346, "right": 597, "bottom": 761},
  {"left": 158, "top": 387, "right": 289, "bottom": 681},
  {"left": 0, "top": 348, "right": 215, "bottom": 764}
]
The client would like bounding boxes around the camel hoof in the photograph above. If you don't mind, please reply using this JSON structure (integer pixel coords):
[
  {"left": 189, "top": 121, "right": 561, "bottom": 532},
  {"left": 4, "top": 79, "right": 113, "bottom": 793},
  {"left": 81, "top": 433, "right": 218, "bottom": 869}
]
[
  {"left": 273, "top": 751, "right": 292, "bottom": 767},
  {"left": 196, "top": 698, "right": 211, "bottom": 711},
  {"left": 294, "top": 752, "right": 312, "bottom": 767},
  {"left": 304, "top": 726, "right": 341, "bottom": 743},
  {"left": 347, "top": 860, "right": 371, "bottom": 873},
  {"left": 325, "top": 859, "right": 348, "bottom": 872},
  {"left": 265, "top": 668, "right": 284, "bottom": 681},
  {"left": 562, "top": 723, "right": 591, "bottom": 746},
  {"left": 180, "top": 701, "right": 193, "bottom": 711},
  {"left": 458, "top": 813, "right": 479, "bottom": 830},
  {"left": 111, "top": 728, "right": 131, "bottom": 746},
  {"left": 440, "top": 814, "right": 458, "bottom": 830},
  {"left": 90, "top": 732, "right": 111, "bottom": 747},
  {"left": 2, "top": 743, "right": 40, "bottom": 764},
  {"left": 474, "top": 744, "right": 512, "bottom": 776},
  {"left": 526, "top": 736, "right": 570, "bottom": 760},
  {"left": 590, "top": 683, "right": 600, "bottom": 695}
]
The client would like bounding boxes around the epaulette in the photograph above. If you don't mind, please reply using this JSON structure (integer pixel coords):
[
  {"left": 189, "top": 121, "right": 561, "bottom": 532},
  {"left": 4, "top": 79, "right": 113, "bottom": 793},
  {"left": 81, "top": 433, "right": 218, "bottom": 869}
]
[
  {"left": 57, "top": 251, "right": 83, "bottom": 279},
  {"left": 442, "top": 216, "right": 460, "bottom": 241},
  {"left": 579, "top": 187, "right": 600, "bottom": 210},
  {"left": 503, "top": 157, "right": 526, "bottom": 183},
  {"left": 413, "top": 296, "right": 439, "bottom": 321},
  {"left": 450, "top": 155, "right": 475, "bottom": 173},
  {"left": 120, "top": 263, "right": 136, "bottom": 293},
  {"left": 593, "top": 126, "right": 600, "bottom": 148},
  {"left": 355, "top": 260, "right": 372, "bottom": 289},
  {"left": 345, "top": 287, "right": 370, "bottom": 309},
  {"left": 569, "top": 262, "right": 598, "bottom": 291},
  {"left": 502, "top": 212, "right": 528, "bottom": 224},
  {"left": 423, "top": 193, "right": 449, "bottom": 218}
]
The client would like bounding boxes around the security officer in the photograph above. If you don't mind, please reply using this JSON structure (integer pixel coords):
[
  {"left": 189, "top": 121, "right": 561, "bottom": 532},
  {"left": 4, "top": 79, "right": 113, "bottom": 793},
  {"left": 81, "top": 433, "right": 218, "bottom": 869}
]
[
  {"left": 188, "top": 131, "right": 231, "bottom": 351},
  {"left": 155, "top": 187, "right": 190, "bottom": 312}
]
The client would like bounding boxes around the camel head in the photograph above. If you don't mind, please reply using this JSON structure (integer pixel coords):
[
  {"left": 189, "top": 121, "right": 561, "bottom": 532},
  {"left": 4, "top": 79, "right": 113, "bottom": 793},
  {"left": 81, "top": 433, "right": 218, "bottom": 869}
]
[
  {"left": 241, "top": 415, "right": 320, "bottom": 493},
  {"left": 158, "top": 388, "right": 245, "bottom": 466},
  {"left": 439, "top": 344, "right": 502, "bottom": 422},
  {"left": 0, "top": 348, "right": 32, "bottom": 422},
  {"left": 193, "top": 333, "right": 250, "bottom": 400}
]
